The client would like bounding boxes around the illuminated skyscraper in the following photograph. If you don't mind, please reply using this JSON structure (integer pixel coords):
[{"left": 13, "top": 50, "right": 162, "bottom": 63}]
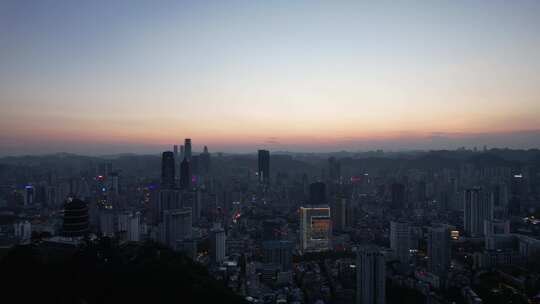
[
  {"left": 161, "top": 151, "right": 176, "bottom": 189},
  {"left": 299, "top": 205, "right": 331, "bottom": 253},
  {"left": 258, "top": 149, "right": 270, "bottom": 184},
  {"left": 356, "top": 246, "right": 386, "bottom": 304}
]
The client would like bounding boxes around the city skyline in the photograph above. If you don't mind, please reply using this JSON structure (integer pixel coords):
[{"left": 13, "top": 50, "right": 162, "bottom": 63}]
[{"left": 2, "top": 1, "right": 540, "bottom": 155}]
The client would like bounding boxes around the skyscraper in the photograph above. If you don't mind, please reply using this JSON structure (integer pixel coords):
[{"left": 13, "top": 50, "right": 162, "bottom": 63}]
[
  {"left": 258, "top": 149, "right": 270, "bottom": 184},
  {"left": 464, "top": 188, "right": 493, "bottom": 237},
  {"left": 63, "top": 198, "right": 89, "bottom": 238},
  {"left": 356, "top": 246, "right": 386, "bottom": 304},
  {"left": 23, "top": 185, "right": 34, "bottom": 206},
  {"left": 299, "top": 205, "right": 332, "bottom": 253},
  {"left": 309, "top": 182, "right": 326, "bottom": 205},
  {"left": 184, "top": 138, "right": 192, "bottom": 161},
  {"left": 161, "top": 151, "right": 176, "bottom": 189},
  {"left": 161, "top": 208, "right": 192, "bottom": 250},
  {"left": 332, "top": 196, "right": 347, "bottom": 232},
  {"left": 210, "top": 223, "right": 226, "bottom": 265},
  {"left": 173, "top": 145, "right": 178, "bottom": 159},
  {"left": 390, "top": 220, "right": 410, "bottom": 264},
  {"left": 156, "top": 189, "right": 181, "bottom": 223},
  {"left": 180, "top": 157, "right": 192, "bottom": 190},
  {"left": 180, "top": 145, "right": 185, "bottom": 160},
  {"left": 428, "top": 225, "right": 451, "bottom": 278}
]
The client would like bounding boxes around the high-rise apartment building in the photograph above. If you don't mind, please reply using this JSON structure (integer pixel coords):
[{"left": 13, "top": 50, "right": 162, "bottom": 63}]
[
  {"left": 390, "top": 220, "right": 410, "bottom": 264},
  {"left": 356, "top": 246, "right": 386, "bottom": 304},
  {"left": 464, "top": 188, "right": 493, "bottom": 236}
]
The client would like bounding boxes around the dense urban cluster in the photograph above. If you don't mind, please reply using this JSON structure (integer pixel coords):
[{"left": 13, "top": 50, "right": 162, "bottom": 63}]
[{"left": 1, "top": 141, "right": 540, "bottom": 304}]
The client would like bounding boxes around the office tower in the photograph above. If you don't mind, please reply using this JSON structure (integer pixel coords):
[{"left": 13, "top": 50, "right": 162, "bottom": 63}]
[
  {"left": 328, "top": 157, "right": 341, "bottom": 183},
  {"left": 162, "top": 208, "right": 192, "bottom": 250},
  {"left": 258, "top": 149, "right": 270, "bottom": 184},
  {"left": 156, "top": 189, "right": 181, "bottom": 223},
  {"left": 161, "top": 151, "right": 176, "bottom": 189},
  {"left": 184, "top": 138, "right": 192, "bottom": 160},
  {"left": 180, "top": 157, "right": 192, "bottom": 190},
  {"left": 182, "top": 190, "right": 201, "bottom": 225},
  {"left": 332, "top": 196, "right": 347, "bottom": 232},
  {"left": 63, "top": 198, "right": 89, "bottom": 237},
  {"left": 23, "top": 185, "right": 34, "bottom": 206},
  {"left": 356, "top": 246, "right": 386, "bottom": 304},
  {"left": 200, "top": 146, "right": 211, "bottom": 176},
  {"left": 180, "top": 145, "right": 185, "bottom": 160},
  {"left": 428, "top": 225, "right": 451, "bottom": 278},
  {"left": 210, "top": 223, "right": 226, "bottom": 264},
  {"left": 391, "top": 182, "right": 406, "bottom": 209},
  {"left": 262, "top": 240, "right": 293, "bottom": 271},
  {"left": 390, "top": 221, "right": 410, "bottom": 264},
  {"left": 127, "top": 212, "right": 141, "bottom": 242},
  {"left": 464, "top": 188, "right": 493, "bottom": 237},
  {"left": 299, "top": 205, "right": 332, "bottom": 253},
  {"left": 309, "top": 182, "right": 326, "bottom": 205}
]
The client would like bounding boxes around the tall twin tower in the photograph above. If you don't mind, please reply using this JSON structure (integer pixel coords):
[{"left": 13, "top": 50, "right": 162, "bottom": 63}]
[{"left": 163, "top": 138, "right": 209, "bottom": 190}]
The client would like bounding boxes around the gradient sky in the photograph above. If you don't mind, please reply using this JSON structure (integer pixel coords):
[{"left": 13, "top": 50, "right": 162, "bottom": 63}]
[{"left": 1, "top": 0, "right": 540, "bottom": 155}]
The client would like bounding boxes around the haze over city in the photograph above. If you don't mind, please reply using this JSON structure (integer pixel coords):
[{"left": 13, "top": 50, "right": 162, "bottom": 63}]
[
  {"left": 3, "top": 2, "right": 540, "bottom": 304},
  {"left": 2, "top": 0, "right": 540, "bottom": 155}
]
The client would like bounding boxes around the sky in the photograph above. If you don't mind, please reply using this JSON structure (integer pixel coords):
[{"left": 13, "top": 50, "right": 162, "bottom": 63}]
[{"left": 1, "top": 0, "right": 540, "bottom": 155}]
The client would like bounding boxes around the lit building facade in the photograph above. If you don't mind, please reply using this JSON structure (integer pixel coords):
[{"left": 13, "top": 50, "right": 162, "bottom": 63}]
[{"left": 299, "top": 205, "right": 331, "bottom": 253}]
